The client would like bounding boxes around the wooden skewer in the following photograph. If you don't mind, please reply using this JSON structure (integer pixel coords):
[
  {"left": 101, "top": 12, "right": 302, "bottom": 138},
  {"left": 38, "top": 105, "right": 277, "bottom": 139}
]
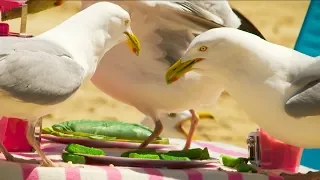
[{"left": 20, "top": 4, "right": 28, "bottom": 34}]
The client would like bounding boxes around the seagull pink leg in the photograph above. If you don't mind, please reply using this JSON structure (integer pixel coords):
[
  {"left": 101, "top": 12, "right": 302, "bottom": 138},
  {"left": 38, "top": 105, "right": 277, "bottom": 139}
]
[
  {"left": 0, "top": 141, "right": 39, "bottom": 164},
  {"left": 183, "top": 109, "right": 199, "bottom": 150},
  {"left": 26, "top": 118, "right": 54, "bottom": 167},
  {"left": 27, "top": 118, "right": 84, "bottom": 167},
  {"left": 0, "top": 142, "right": 14, "bottom": 160},
  {"left": 176, "top": 111, "right": 214, "bottom": 141},
  {"left": 0, "top": 128, "right": 39, "bottom": 164},
  {"left": 139, "top": 119, "right": 163, "bottom": 149}
]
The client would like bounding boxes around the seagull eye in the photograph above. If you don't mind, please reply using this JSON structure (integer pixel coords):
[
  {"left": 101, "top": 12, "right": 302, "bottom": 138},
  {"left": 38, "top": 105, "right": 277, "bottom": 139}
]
[
  {"left": 199, "top": 46, "right": 208, "bottom": 52},
  {"left": 124, "top": 20, "right": 130, "bottom": 25}
]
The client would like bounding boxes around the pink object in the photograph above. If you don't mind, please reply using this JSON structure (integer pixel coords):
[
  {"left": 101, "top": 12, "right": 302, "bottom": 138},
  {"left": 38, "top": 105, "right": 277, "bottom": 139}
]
[
  {"left": 0, "top": 0, "right": 26, "bottom": 12},
  {"left": 0, "top": 23, "right": 33, "bottom": 37},
  {"left": 259, "top": 128, "right": 303, "bottom": 173},
  {"left": 0, "top": 23, "right": 9, "bottom": 36},
  {"left": 0, "top": 117, "right": 32, "bottom": 152}
]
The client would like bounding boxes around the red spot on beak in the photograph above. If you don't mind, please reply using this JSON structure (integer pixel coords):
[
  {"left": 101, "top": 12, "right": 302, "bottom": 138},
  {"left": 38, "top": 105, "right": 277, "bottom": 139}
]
[
  {"left": 171, "top": 76, "right": 179, "bottom": 82},
  {"left": 195, "top": 58, "right": 205, "bottom": 62},
  {"left": 54, "top": 0, "right": 63, "bottom": 6},
  {"left": 133, "top": 48, "right": 137, "bottom": 53}
]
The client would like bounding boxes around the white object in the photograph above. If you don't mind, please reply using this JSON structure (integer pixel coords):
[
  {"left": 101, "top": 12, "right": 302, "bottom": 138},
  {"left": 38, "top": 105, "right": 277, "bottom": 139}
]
[
  {"left": 88, "top": 0, "right": 241, "bottom": 150},
  {"left": 0, "top": 2, "right": 140, "bottom": 167},
  {"left": 166, "top": 27, "right": 320, "bottom": 148}
]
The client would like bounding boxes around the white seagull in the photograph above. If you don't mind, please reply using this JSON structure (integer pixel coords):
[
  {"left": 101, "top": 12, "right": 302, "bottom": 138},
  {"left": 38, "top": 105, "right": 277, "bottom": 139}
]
[
  {"left": 0, "top": 2, "right": 140, "bottom": 167},
  {"left": 140, "top": 110, "right": 213, "bottom": 140},
  {"left": 166, "top": 27, "right": 320, "bottom": 148},
  {"left": 88, "top": 0, "right": 264, "bottom": 149}
]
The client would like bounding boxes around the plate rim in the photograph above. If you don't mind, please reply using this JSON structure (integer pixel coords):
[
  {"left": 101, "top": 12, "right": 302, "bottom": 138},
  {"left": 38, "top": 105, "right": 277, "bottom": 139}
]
[
  {"left": 41, "top": 134, "right": 179, "bottom": 147},
  {"left": 77, "top": 153, "right": 219, "bottom": 165}
]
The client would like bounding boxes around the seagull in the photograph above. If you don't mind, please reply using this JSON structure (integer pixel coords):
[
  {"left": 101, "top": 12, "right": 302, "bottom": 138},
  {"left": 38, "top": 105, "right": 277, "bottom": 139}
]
[
  {"left": 140, "top": 110, "right": 214, "bottom": 139},
  {"left": 0, "top": 2, "right": 140, "bottom": 167},
  {"left": 89, "top": 0, "right": 264, "bottom": 150},
  {"left": 165, "top": 27, "right": 320, "bottom": 148}
]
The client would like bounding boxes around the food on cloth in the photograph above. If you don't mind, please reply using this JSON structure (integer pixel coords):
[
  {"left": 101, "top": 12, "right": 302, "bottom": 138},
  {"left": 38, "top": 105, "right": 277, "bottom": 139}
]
[
  {"left": 61, "top": 144, "right": 105, "bottom": 164},
  {"left": 121, "top": 149, "right": 158, "bottom": 157},
  {"left": 159, "top": 154, "right": 190, "bottom": 161},
  {"left": 65, "top": 144, "right": 105, "bottom": 156},
  {"left": 129, "top": 153, "right": 161, "bottom": 160},
  {"left": 121, "top": 148, "right": 210, "bottom": 161},
  {"left": 167, "top": 148, "right": 210, "bottom": 160},
  {"left": 43, "top": 119, "right": 169, "bottom": 144},
  {"left": 62, "top": 152, "right": 86, "bottom": 164},
  {"left": 220, "top": 154, "right": 257, "bottom": 173}
]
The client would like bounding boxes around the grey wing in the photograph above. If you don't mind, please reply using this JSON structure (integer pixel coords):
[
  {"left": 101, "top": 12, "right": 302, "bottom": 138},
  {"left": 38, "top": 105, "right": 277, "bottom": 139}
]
[
  {"left": 149, "top": 1, "right": 226, "bottom": 66},
  {"left": 173, "top": 1, "right": 265, "bottom": 39},
  {"left": 0, "top": 37, "right": 85, "bottom": 105},
  {"left": 285, "top": 57, "right": 320, "bottom": 118},
  {"left": 155, "top": 28, "right": 196, "bottom": 66},
  {"left": 174, "top": 1, "right": 239, "bottom": 27}
]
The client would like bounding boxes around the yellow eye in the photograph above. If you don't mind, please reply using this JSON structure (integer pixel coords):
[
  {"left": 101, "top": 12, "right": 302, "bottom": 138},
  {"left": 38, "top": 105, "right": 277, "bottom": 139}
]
[
  {"left": 124, "top": 20, "right": 130, "bottom": 25},
  {"left": 199, "top": 46, "right": 208, "bottom": 52}
]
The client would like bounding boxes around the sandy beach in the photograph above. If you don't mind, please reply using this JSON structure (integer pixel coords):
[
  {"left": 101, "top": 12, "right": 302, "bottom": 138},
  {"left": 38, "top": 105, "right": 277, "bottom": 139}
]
[{"left": 4, "top": 1, "right": 310, "bottom": 148}]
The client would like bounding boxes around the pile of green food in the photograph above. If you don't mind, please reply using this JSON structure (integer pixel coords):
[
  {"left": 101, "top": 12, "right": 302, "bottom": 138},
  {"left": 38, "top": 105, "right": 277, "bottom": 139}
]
[
  {"left": 43, "top": 119, "right": 169, "bottom": 144},
  {"left": 220, "top": 154, "right": 258, "bottom": 173},
  {"left": 62, "top": 144, "right": 211, "bottom": 164},
  {"left": 121, "top": 148, "right": 211, "bottom": 161},
  {"left": 62, "top": 144, "right": 105, "bottom": 164}
]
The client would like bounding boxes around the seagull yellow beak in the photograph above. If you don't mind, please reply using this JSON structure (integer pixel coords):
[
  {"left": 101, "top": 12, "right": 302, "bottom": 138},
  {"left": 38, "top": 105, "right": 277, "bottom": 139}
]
[
  {"left": 165, "top": 58, "right": 204, "bottom": 84},
  {"left": 124, "top": 30, "right": 141, "bottom": 56}
]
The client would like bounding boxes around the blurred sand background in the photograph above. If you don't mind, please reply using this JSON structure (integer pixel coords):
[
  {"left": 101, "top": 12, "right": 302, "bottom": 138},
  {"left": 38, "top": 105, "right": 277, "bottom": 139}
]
[{"left": 3, "top": 1, "right": 310, "bottom": 148}]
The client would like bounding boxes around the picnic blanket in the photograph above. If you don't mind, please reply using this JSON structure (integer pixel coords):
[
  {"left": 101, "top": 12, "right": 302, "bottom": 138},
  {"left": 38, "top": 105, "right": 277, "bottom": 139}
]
[{"left": 0, "top": 138, "right": 315, "bottom": 180}]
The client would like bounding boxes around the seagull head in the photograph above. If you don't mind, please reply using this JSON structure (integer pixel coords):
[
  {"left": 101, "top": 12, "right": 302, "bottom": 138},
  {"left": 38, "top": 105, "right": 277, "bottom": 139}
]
[
  {"left": 84, "top": 2, "right": 141, "bottom": 56},
  {"left": 165, "top": 27, "right": 247, "bottom": 84}
]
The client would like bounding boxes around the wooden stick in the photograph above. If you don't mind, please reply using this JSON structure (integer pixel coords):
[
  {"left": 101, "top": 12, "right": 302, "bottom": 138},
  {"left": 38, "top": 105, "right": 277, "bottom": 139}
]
[{"left": 20, "top": 4, "right": 28, "bottom": 33}]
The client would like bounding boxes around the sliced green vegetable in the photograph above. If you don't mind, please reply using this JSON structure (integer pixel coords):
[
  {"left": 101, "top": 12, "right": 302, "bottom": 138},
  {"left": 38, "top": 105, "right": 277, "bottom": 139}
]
[
  {"left": 220, "top": 154, "right": 248, "bottom": 168},
  {"left": 236, "top": 162, "right": 252, "bottom": 172},
  {"left": 65, "top": 144, "right": 105, "bottom": 156},
  {"left": 121, "top": 149, "right": 157, "bottom": 157},
  {"left": 236, "top": 162, "right": 257, "bottom": 173},
  {"left": 128, "top": 153, "right": 160, "bottom": 160},
  {"left": 123, "top": 147, "right": 211, "bottom": 161},
  {"left": 159, "top": 154, "right": 190, "bottom": 161},
  {"left": 199, "top": 147, "right": 210, "bottom": 160},
  {"left": 167, "top": 148, "right": 203, "bottom": 159},
  {"left": 61, "top": 152, "right": 86, "bottom": 164}
]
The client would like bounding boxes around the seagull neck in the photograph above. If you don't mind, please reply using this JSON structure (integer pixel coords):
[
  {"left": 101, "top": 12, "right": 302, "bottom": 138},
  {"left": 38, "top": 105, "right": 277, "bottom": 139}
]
[{"left": 37, "top": 17, "right": 114, "bottom": 82}]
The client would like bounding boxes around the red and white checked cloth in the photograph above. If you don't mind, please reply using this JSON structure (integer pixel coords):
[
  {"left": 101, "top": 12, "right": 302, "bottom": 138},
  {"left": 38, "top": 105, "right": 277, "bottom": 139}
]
[{"left": 0, "top": 138, "right": 314, "bottom": 180}]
